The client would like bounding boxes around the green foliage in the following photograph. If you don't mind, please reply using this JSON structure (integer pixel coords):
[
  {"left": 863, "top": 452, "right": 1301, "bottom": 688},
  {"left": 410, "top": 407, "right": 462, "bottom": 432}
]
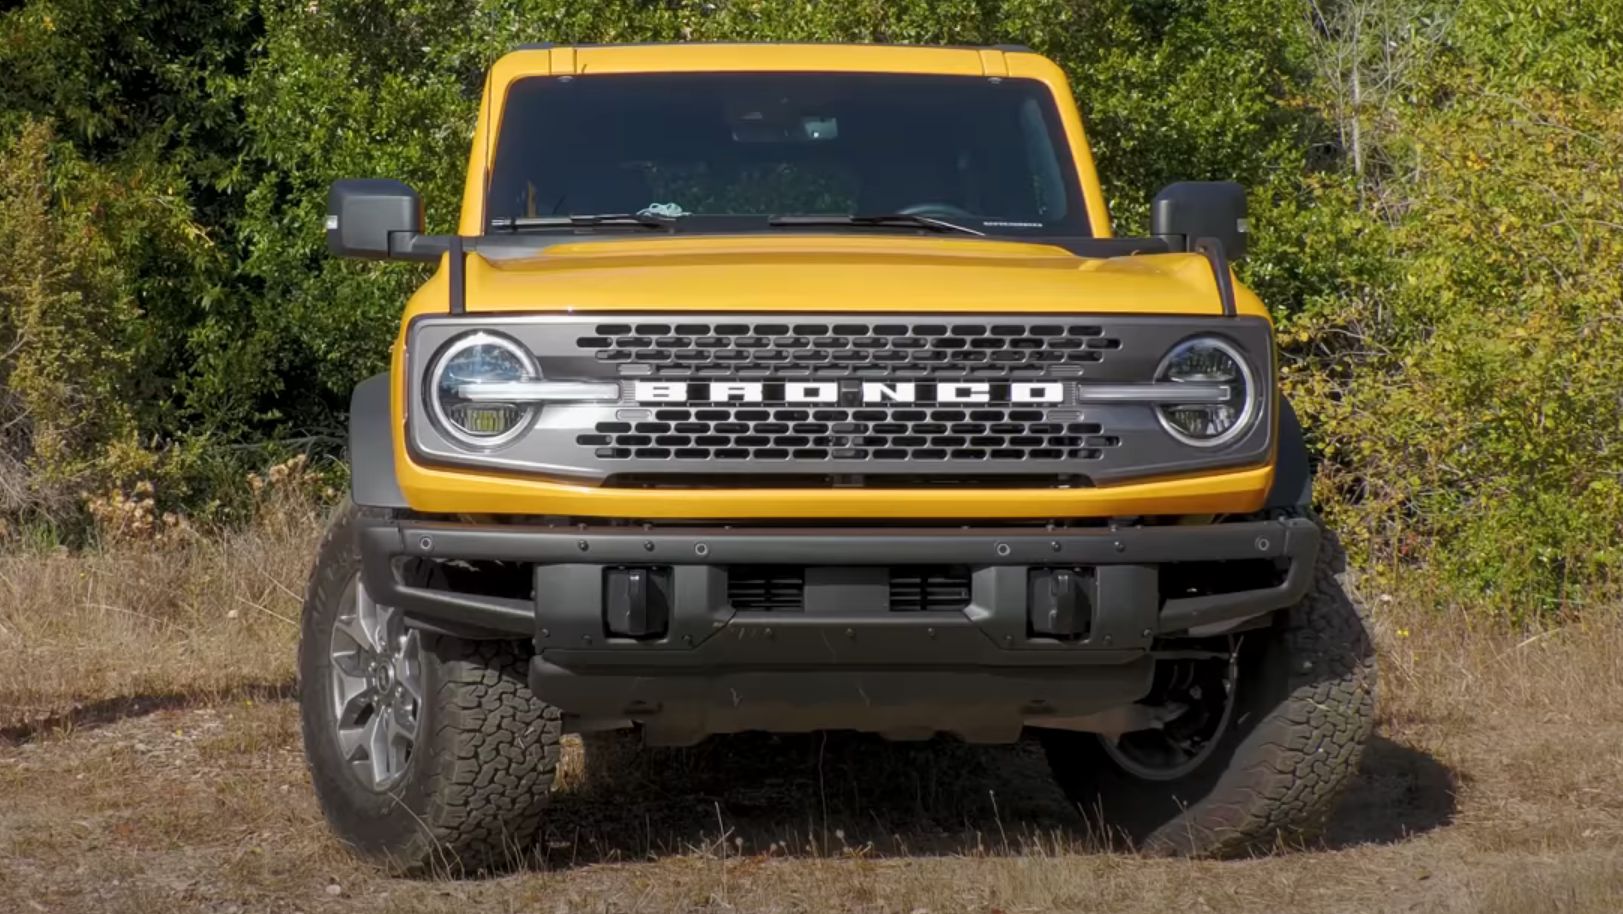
[
  {"left": 1296, "top": 72, "right": 1623, "bottom": 616},
  {"left": 0, "top": 0, "right": 1619, "bottom": 615}
]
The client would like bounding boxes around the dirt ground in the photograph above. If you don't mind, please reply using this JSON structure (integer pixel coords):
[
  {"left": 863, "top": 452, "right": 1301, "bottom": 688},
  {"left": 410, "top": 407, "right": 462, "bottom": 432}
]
[{"left": 2, "top": 517, "right": 1621, "bottom": 913}]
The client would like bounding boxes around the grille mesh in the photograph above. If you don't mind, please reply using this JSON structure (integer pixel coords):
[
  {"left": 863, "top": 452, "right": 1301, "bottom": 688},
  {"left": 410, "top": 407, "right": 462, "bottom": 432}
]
[
  {"left": 889, "top": 567, "right": 972, "bottom": 612},
  {"left": 576, "top": 321, "right": 1122, "bottom": 378},
  {"left": 725, "top": 567, "right": 974, "bottom": 613},
  {"left": 728, "top": 568, "right": 805, "bottom": 611},
  {"left": 577, "top": 407, "right": 1121, "bottom": 463}
]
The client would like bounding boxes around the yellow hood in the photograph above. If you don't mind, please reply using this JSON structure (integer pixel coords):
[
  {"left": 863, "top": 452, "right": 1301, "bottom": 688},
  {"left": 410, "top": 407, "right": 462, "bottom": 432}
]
[{"left": 420, "top": 235, "right": 1266, "bottom": 319}]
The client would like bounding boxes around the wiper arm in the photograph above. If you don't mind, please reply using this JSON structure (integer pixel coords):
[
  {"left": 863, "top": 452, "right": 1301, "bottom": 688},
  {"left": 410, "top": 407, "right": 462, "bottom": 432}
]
[
  {"left": 487, "top": 213, "right": 679, "bottom": 232},
  {"left": 768, "top": 213, "right": 985, "bottom": 236}
]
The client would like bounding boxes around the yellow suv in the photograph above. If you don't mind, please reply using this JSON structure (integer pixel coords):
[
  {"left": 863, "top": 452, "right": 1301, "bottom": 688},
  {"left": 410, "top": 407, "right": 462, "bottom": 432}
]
[{"left": 299, "top": 42, "right": 1374, "bottom": 873}]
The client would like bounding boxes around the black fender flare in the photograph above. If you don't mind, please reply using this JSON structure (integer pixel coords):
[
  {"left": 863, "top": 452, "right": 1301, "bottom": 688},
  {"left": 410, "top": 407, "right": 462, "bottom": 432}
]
[
  {"left": 349, "top": 373, "right": 408, "bottom": 509},
  {"left": 1265, "top": 395, "right": 1313, "bottom": 510}
]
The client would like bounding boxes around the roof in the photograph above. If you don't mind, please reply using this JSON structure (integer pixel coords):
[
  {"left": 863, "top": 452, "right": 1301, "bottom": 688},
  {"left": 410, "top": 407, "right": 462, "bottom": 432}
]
[{"left": 488, "top": 42, "right": 1052, "bottom": 80}]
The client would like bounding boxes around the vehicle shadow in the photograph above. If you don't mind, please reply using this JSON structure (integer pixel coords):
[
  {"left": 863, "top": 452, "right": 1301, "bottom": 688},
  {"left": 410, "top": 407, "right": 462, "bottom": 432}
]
[
  {"left": 537, "top": 730, "right": 1458, "bottom": 866},
  {"left": 0, "top": 680, "right": 297, "bottom": 747},
  {"left": 1322, "top": 735, "right": 1459, "bottom": 848}
]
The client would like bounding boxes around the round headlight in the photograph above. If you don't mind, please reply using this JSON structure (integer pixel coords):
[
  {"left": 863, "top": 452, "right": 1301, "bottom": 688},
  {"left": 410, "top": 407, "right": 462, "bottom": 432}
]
[
  {"left": 428, "top": 332, "right": 538, "bottom": 449},
  {"left": 1155, "top": 337, "right": 1257, "bottom": 447}
]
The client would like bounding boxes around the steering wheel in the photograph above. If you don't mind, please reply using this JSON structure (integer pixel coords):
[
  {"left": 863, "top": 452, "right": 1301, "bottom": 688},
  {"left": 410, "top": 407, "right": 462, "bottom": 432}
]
[{"left": 896, "top": 202, "right": 976, "bottom": 218}]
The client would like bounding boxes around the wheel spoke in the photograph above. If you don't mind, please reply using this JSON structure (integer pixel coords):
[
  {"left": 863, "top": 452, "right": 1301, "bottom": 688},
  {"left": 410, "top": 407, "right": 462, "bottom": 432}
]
[
  {"left": 397, "top": 630, "right": 424, "bottom": 705},
  {"left": 364, "top": 711, "right": 390, "bottom": 785},
  {"left": 332, "top": 609, "right": 372, "bottom": 654},
  {"left": 335, "top": 683, "right": 379, "bottom": 729},
  {"left": 330, "top": 647, "right": 369, "bottom": 678},
  {"left": 336, "top": 714, "right": 371, "bottom": 762},
  {"left": 373, "top": 599, "right": 401, "bottom": 653},
  {"left": 353, "top": 583, "right": 386, "bottom": 652}
]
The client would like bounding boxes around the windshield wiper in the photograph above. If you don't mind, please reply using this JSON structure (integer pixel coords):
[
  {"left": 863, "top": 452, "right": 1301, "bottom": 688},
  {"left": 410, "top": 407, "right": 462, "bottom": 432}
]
[
  {"left": 487, "top": 213, "right": 679, "bottom": 232},
  {"left": 768, "top": 213, "right": 985, "bottom": 236}
]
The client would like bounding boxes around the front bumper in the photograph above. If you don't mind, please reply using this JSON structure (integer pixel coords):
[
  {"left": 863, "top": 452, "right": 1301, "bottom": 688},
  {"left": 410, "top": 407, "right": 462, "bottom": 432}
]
[{"left": 359, "top": 514, "right": 1318, "bottom": 744}]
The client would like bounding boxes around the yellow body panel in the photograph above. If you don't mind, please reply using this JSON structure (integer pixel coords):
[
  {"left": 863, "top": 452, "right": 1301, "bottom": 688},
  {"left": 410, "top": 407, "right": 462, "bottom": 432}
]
[
  {"left": 410, "top": 43, "right": 1274, "bottom": 521},
  {"left": 447, "top": 237, "right": 1269, "bottom": 318}
]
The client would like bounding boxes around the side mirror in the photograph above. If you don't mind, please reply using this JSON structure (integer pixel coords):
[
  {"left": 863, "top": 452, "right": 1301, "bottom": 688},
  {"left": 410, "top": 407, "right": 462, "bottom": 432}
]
[
  {"left": 1151, "top": 181, "right": 1248, "bottom": 261},
  {"left": 326, "top": 179, "right": 428, "bottom": 260}
]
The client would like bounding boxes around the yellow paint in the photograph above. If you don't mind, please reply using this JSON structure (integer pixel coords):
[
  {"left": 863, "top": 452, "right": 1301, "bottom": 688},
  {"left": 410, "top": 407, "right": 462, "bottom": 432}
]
[
  {"left": 438, "top": 238, "right": 1266, "bottom": 318},
  {"left": 410, "top": 43, "right": 1275, "bottom": 520}
]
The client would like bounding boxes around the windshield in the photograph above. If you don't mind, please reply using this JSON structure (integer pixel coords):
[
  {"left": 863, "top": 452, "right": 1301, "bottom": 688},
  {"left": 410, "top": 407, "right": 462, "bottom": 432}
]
[{"left": 485, "top": 72, "right": 1089, "bottom": 236}]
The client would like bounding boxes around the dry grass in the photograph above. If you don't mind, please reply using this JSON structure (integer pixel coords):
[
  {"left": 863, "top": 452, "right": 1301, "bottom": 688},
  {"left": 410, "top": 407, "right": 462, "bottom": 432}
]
[
  {"left": 2, "top": 504, "right": 1621, "bottom": 913},
  {"left": 0, "top": 489, "right": 319, "bottom": 735}
]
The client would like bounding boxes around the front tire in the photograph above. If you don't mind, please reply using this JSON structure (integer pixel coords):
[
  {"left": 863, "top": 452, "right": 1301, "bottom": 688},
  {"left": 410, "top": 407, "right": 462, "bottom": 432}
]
[
  {"left": 297, "top": 503, "right": 562, "bottom": 875},
  {"left": 1040, "top": 529, "right": 1375, "bottom": 856}
]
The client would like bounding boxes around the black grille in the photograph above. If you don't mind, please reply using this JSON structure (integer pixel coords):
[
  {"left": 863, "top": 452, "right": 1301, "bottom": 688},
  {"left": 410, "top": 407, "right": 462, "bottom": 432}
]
[
  {"left": 889, "top": 567, "right": 972, "bottom": 612},
  {"left": 577, "top": 407, "right": 1121, "bottom": 463},
  {"left": 575, "top": 321, "right": 1121, "bottom": 378},
  {"left": 727, "top": 568, "right": 804, "bottom": 611}
]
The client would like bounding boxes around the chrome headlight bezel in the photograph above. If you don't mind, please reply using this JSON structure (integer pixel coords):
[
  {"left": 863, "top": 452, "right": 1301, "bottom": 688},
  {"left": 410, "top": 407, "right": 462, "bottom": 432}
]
[
  {"left": 1153, "top": 335, "right": 1259, "bottom": 448},
  {"left": 426, "top": 331, "right": 540, "bottom": 450}
]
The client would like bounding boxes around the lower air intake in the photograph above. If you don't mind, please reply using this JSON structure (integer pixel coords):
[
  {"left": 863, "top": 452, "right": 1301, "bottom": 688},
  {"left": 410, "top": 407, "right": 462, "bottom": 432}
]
[
  {"left": 727, "top": 567, "right": 805, "bottom": 611},
  {"left": 889, "top": 567, "right": 972, "bottom": 612}
]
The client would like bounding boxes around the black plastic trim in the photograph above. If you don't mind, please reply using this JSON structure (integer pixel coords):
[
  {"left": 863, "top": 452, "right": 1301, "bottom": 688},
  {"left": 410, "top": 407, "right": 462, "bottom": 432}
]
[
  {"left": 354, "top": 514, "right": 1319, "bottom": 740},
  {"left": 1266, "top": 396, "right": 1313, "bottom": 509},
  {"left": 385, "top": 517, "right": 1315, "bottom": 567},
  {"left": 1194, "top": 237, "right": 1238, "bottom": 317},
  {"left": 532, "top": 658, "right": 1154, "bottom": 745},
  {"left": 347, "top": 374, "right": 407, "bottom": 509},
  {"left": 447, "top": 235, "right": 466, "bottom": 314},
  {"left": 356, "top": 515, "right": 1318, "bottom": 639}
]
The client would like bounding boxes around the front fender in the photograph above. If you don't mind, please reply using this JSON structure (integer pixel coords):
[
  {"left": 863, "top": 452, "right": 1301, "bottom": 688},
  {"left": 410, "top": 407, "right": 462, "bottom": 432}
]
[
  {"left": 349, "top": 373, "right": 408, "bottom": 509},
  {"left": 1265, "top": 396, "right": 1312, "bottom": 510}
]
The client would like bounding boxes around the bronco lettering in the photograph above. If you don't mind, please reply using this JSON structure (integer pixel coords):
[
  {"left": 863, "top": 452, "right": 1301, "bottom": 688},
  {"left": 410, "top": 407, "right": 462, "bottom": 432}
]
[{"left": 632, "top": 379, "right": 1070, "bottom": 404}]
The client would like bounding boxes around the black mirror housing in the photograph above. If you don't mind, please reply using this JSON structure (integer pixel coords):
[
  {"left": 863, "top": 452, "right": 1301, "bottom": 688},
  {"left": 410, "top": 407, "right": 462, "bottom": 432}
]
[
  {"left": 1151, "top": 181, "right": 1248, "bottom": 261},
  {"left": 326, "top": 179, "right": 427, "bottom": 260}
]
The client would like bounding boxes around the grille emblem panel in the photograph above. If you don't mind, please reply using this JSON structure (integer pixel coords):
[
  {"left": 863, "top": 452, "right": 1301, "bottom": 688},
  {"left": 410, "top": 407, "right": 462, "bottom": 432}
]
[{"left": 633, "top": 380, "right": 1069, "bottom": 405}]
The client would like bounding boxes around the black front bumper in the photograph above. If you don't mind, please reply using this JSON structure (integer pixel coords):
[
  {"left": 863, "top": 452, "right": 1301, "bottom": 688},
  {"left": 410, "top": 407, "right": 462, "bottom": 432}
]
[{"left": 359, "top": 515, "right": 1318, "bottom": 744}]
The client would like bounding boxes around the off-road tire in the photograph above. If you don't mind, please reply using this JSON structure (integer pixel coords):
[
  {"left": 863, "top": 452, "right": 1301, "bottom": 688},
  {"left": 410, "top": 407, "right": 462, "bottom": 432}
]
[
  {"left": 1040, "top": 527, "right": 1375, "bottom": 856},
  {"left": 297, "top": 501, "right": 562, "bottom": 875}
]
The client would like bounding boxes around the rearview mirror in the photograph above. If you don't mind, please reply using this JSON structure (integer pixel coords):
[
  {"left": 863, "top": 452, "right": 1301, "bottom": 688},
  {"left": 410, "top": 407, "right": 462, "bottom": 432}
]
[
  {"left": 1151, "top": 181, "right": 1248, "bottom": 261},
  {"left": 326, "top": 179, "right": 427, "bottom": 260}
]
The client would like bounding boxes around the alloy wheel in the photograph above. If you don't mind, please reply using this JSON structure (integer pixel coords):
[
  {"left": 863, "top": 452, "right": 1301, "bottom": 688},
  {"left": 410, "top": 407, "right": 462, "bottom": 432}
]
[{"left": 328, "top": 578, "right": 424, "bottom": 790}]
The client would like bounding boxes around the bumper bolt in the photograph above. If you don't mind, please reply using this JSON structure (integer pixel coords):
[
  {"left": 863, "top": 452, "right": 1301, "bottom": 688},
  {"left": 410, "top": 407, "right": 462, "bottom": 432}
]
[
  {"left": 695, "top": 543, "right": 709, "bottom": 557},
  {"left": 995, "top": 542, "right": 1011, "bottom": 557},
  {"left": 1050, "top": 541, "right": 1061, "bottom": 552},
  {"left": 1255, "top": 537, "right": 1271, "bottom": 551},
  {"left": 643, "top": 541, "right": 655, "bottom": 552},
  {"left": 1113, "top": 540, "right": 1125, "bottom": 553},
  {"left": 576, "top": 540, "right": 589, "bottom": 552},
  {"left": 417, "top": 535, "right": 433, "bottom": 552}
]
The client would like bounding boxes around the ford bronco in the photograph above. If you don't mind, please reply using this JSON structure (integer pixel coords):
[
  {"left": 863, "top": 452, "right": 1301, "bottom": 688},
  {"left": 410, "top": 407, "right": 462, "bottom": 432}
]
[{"left": 301, "top": 42, "right": 1375, "bottom": 873}]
